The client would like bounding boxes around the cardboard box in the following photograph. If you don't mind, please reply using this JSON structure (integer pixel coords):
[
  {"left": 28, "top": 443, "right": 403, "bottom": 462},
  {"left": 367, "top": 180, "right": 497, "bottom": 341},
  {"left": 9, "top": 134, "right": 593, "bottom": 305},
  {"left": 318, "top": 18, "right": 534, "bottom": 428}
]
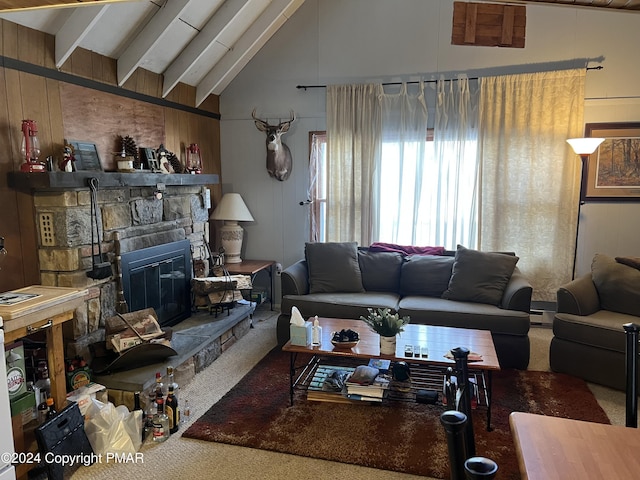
[
  {"left": 10, "top": 391, "right": 35, "bottom": 417},
  {"left": 290, "top": 321, "right": 312, "bottom": 346}
]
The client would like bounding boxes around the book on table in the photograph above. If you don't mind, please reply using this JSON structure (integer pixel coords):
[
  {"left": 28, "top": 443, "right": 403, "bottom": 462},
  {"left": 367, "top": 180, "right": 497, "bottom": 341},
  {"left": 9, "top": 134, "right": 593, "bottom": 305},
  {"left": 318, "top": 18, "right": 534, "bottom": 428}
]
[
  {"left": 345, "top": 373, "right": 391, "bottom": 400},
  {"left": 307, "top": 365, "right": 356, "bottom": 403}
]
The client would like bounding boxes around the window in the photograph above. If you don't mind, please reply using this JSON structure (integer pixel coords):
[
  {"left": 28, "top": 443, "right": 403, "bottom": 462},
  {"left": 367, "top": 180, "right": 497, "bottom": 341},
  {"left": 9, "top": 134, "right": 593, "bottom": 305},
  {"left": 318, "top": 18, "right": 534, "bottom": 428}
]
[
  {"left": 309, "top": 132, "right": 327, "bottom": 242},
  {"left": 309, "top": 130, "right": 477, "bottom": 248}
]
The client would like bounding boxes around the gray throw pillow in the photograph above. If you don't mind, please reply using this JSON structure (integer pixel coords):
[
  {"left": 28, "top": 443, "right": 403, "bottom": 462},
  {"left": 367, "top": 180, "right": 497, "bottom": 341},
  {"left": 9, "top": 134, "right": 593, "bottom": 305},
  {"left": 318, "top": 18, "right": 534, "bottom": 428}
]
[
  {"left": 400, "top": 255, "right": 455, "bottom": 297},
  {"left": 592, "top": 253, "right": 640, "bottom": 317},
  {"left": 305, "top": 242, "right": 365, "bottom": 294},
  {"left": 358, "top": 249, "right": 404, "bottom": 292},
  {"left": 442, "top": 245, "right": 519, "bottom": 306}
]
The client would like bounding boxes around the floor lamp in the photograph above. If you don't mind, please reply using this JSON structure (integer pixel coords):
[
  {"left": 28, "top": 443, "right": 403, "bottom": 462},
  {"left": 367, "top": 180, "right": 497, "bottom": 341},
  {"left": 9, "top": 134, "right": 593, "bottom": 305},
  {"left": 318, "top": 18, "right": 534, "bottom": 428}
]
[
  {"left": 210, "top": 193, "right": 254, "bottom": 264},
  {"left": 566, "top": 137, "right": 605, "bottom": 278}
]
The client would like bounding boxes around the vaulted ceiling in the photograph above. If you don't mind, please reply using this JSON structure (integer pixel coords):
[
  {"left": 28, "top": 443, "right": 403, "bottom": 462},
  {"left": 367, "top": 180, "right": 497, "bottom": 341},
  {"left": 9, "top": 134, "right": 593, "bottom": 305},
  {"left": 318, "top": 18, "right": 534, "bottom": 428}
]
[
  {"left": 0, "top": 0, "right": 638, "bottom": 109},
  {"left": 0, "top": 0, "right": 305, "bottom": 106}
]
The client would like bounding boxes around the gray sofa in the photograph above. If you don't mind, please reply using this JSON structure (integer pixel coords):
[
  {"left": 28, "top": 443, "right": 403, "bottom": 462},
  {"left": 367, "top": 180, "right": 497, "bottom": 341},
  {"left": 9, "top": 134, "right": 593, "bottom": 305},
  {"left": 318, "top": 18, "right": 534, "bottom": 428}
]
[
  {"left": 550, "top": 253, "right": 640, "bottom": 390},
  {"left": 277, "top": 242, "right": 533, "bottom": 369}
]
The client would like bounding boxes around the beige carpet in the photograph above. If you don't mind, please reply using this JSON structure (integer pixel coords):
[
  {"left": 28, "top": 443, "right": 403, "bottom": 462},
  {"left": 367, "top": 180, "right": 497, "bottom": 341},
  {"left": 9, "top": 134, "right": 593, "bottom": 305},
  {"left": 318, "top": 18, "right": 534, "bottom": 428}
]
[{"left": 70, "top": 308, "right": 627, "bottom": 480}]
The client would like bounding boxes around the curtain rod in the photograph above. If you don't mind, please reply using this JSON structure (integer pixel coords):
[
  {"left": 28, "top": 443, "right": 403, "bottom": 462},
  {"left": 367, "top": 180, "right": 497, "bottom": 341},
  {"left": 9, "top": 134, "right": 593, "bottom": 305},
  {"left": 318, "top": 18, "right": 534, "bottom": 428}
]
[{"left": 296, "top": 66, "right": 603, "bottom": 90}]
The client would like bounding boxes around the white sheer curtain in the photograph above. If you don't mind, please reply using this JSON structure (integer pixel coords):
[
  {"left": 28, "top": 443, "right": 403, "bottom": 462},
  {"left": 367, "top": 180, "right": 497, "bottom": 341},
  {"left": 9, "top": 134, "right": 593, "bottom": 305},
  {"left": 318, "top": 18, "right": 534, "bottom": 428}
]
[
  {"left": 376, "top": 77, "right": 478, "bottom": 249},
  {"left": 478, "top": 69, "right": 586, "bottom": 301},
  {"left": 326, "top": 84, "right": 382, "bottom": 244},
  {"left": 431, "top": 76, "right": 479, "bottom": 248},
  {"left": 375, "top": 82, "right": 428, "bottom": 243}
]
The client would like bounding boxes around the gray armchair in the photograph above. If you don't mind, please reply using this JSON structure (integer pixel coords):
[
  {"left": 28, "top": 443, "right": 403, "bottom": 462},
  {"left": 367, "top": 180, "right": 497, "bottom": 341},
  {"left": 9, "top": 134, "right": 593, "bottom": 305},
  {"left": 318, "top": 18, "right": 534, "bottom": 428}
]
[{"left": 550, "top": 254, "right": 640, "bottom": 390}]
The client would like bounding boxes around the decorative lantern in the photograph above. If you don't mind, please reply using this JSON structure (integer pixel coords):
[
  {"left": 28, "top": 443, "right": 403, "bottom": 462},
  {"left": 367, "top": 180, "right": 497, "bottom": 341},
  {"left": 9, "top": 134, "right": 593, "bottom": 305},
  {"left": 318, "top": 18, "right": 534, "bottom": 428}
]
[
  {"left": 20, "top": 119, "right": 46, "bottom": 172},
  {"left": 186, "top": 143, "right": 202, "bottom": 174}
]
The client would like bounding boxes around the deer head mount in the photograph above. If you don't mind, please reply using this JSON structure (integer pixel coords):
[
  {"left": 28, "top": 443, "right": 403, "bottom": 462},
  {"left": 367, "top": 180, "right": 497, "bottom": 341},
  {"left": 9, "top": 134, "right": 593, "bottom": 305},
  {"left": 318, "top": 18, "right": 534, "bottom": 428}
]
[{"left": 252, "top": 109, "right": 295, "bottom": 181}]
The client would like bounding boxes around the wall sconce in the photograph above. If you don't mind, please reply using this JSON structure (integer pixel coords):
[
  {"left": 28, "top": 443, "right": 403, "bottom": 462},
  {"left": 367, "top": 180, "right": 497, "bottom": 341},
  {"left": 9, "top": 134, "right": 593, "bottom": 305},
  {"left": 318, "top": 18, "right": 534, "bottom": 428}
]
[
  {"left": 210, "top": 193, "right": 254, "bottom": 263},
  {"left": 566, "top": 137, "right": 605, "bottom": 277}
]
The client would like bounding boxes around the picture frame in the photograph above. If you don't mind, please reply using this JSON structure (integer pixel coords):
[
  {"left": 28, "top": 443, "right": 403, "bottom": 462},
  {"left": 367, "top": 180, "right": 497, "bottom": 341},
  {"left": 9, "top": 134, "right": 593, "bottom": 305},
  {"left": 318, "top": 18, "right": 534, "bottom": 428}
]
[
  {"left": 66, "top": 140, "right": 103, "bottom": 171},
  {"left": 583, "top": 122, "right": 640, "bottom": 201}
]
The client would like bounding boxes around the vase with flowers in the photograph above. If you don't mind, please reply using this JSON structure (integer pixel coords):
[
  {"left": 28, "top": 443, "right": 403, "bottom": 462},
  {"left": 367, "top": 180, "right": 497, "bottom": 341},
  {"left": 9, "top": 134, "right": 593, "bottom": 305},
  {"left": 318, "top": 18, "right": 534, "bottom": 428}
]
[{"left": 360, "top": 307, "right": 410, "bottom": 355}]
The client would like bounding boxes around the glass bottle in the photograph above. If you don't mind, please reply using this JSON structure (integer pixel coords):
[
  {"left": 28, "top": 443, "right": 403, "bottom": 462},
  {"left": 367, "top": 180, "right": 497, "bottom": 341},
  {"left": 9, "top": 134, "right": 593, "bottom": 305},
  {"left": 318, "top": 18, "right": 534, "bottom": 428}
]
[
  {"left": 133, "top": 391, "right": 145, "bottom": 443},
  {"left": 152, "top": 397, "right": 170, "bottom": 443},
  {"left": 181, "top": 399, "right": 191, "bottom": 424},
  {"left": 165, "top": 385, "right": 179, "bottom": 434},
  {"left": 166, "top": 366, "right": 179, "bottom": 398},
  {"left": 45, "top": 397, "right": 57, "bottom": 420}
]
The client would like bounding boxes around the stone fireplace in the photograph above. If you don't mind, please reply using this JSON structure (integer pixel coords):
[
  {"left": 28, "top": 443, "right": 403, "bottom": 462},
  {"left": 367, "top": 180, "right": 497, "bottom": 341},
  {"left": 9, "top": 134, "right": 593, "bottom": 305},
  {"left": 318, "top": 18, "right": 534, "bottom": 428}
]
[{"left": 9, "top": 171, "right": 219, "bottom": 360}]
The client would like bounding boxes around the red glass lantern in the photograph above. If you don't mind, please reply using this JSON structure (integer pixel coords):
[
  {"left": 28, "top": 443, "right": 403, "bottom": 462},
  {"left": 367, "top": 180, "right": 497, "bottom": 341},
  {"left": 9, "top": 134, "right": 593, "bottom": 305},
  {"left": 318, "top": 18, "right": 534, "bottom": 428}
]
[
  {"left": 186, "top": 143, "right": 202, "bottom": 174},
  {"left": 20, "top": 119, "right": 46, "bottom": 172}
]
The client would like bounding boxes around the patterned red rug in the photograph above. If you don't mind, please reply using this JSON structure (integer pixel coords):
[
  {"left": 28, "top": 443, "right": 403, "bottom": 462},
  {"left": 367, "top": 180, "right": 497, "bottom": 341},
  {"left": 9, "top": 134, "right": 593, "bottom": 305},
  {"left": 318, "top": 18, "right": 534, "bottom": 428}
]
[{"left": 183, "top": 348, "right": 610, "bottom": 479}]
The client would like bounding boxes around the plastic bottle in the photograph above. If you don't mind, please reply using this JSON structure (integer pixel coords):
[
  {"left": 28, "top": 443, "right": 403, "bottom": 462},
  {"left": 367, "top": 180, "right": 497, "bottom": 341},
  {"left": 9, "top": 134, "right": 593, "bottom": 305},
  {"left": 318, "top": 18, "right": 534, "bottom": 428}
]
[{"left": 312, "top": 316, "right": 322, "bottom": 346}]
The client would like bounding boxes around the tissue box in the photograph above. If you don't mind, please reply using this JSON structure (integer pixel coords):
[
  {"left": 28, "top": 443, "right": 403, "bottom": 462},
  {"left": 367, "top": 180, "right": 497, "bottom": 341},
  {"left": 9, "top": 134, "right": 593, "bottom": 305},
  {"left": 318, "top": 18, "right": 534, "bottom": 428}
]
[{"left": 290, "top": 321, "right": 313, "bottom": 346}]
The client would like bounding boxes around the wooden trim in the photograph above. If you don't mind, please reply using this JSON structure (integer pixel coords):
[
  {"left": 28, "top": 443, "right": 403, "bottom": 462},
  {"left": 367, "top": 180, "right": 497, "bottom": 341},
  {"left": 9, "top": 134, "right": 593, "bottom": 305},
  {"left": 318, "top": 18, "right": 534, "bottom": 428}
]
[{"left": 0, "top": 54, "right": 221, "bottom": 120}]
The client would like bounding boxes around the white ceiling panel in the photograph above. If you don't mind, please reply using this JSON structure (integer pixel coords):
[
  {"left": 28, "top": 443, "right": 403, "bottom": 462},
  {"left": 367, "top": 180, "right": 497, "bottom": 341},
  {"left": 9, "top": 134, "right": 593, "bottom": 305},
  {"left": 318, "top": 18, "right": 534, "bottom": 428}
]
[{"left": 78, "top": 1, "right": 157, "bottom": 58}]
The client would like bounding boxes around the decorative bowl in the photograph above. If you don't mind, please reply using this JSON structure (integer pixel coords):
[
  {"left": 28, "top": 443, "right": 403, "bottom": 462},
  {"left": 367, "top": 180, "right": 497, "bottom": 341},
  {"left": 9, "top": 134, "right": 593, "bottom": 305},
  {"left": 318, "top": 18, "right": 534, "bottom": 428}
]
[
  {"left": 331, "top": 339, "right": 360, "bottom": 349},
  {"left": 331, "top": 329, "right": 360, "bottom": 348}
]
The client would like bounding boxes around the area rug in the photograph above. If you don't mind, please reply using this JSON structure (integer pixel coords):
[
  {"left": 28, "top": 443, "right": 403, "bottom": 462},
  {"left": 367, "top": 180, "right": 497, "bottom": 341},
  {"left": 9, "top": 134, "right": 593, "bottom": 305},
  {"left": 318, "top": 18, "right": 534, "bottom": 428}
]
[{"left": 183, "top": 348, "right": 611, "bottom": 479}]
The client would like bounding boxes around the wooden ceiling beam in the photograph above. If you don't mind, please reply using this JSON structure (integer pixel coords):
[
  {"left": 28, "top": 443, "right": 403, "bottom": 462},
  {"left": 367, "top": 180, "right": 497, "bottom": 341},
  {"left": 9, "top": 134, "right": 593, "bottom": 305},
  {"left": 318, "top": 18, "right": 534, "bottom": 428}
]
[
  {"left": 0, "top": 0, "right": 133, "bottom": 12},
  {"left": 55, "top": 4, "right": 110, "bottom": 68},
  {"left": 195, "top": 0, "right": 304, "bottom": 105},
  {"left": 162, "top": 0, "right": 254, "bottom": 98},
  {"left": 116, "top": 0, "right": 191, "bottom": 87}
]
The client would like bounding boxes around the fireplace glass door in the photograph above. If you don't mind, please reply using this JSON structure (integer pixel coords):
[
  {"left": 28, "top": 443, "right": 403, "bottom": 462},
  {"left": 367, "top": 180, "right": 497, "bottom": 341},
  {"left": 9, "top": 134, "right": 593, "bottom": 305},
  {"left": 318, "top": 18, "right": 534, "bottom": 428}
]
[{"left": 121, "top": 240, "right": 192, "bottom": 326}]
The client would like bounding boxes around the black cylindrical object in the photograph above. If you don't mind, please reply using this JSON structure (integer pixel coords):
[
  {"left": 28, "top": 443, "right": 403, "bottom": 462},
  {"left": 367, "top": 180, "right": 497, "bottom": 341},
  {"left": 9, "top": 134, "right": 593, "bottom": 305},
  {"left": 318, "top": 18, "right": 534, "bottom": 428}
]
[
  {"left": 624, "top": 322, "right": 639, "bottom": 428},
  {"left": 440, "top": 410, "right": 468, "bottom": 480},
  {"left": 452, "top": 346, "right": 476, "bottom": 458},
  {"left": 464, "top": 456, "right": 498, "bottom": 480}
]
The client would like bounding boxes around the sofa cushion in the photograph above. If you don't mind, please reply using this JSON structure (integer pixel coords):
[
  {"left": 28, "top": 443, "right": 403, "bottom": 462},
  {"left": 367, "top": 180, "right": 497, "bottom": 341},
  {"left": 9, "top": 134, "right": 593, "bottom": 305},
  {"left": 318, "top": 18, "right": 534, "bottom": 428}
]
[
  {"left": 305, "top": 242, "right": 365, "bottom": 294},
  {"left": 358, "top": 250, "right": 404, "bottom": 292},
  {"left": 591, "top": 253, "right": 640, "bottom": 316},
  {"left": 442, "top": 246, "right": 518, "bottom": 306},
  {"left": 553, "top": 310, "right": 636, "bottom": 354},
  {"left": 281, "top": 292, "right": 401, "bottom": 321},
  {"left": 399, "top": 296, "right": 530, "bottom": 336},
  {"left": 400, "top": 255, "right": 454, "bottom": 297}
]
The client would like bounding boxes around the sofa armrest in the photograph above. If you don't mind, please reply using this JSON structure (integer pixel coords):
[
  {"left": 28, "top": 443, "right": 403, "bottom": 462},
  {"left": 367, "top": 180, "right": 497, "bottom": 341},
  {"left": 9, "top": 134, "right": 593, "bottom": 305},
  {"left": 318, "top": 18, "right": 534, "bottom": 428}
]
[
  {"left": 556, "top": 274, "right": 600, "bottom": 316},
  {"left": 281, "top": 260, "right": 310, "bottom": 296},
  {"left": 501, "top": 267, "right": 533, "bottom": 313}
]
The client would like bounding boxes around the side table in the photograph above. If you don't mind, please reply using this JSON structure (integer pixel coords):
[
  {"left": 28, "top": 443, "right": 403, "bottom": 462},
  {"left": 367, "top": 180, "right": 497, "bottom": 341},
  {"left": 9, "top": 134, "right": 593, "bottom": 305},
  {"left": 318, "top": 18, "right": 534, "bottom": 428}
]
[{"left": 224, "top": 260, "right": 275, "bottom": 311}]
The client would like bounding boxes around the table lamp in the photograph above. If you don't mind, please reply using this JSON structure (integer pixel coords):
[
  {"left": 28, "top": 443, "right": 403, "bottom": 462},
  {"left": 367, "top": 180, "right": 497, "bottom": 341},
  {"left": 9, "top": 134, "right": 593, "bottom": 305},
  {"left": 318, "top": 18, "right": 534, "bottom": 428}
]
[{"left": 210, "top": 193, "right": 254, "bottom": 263}]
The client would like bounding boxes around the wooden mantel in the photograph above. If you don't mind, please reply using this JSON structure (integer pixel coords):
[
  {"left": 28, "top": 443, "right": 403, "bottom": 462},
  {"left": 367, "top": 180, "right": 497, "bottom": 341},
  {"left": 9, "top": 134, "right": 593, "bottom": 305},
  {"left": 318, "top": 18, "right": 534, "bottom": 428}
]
[{"left": 8, "top": 171, "right": 219, "bottom": 191}]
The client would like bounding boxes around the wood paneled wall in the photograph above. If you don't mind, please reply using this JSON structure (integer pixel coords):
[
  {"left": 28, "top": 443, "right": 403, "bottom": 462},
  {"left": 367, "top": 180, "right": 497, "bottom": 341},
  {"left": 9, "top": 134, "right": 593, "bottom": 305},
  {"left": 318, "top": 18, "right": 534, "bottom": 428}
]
[{"left": 0, "top": 19, "right": 221, "bottom": 293}]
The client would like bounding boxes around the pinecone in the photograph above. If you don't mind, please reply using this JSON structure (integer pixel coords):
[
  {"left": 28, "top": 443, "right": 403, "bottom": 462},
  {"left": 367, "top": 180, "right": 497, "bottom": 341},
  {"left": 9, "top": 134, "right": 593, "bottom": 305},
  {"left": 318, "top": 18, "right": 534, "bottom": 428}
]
[{"left": 122, "top": 135, "right": 140, "bottom": 168}]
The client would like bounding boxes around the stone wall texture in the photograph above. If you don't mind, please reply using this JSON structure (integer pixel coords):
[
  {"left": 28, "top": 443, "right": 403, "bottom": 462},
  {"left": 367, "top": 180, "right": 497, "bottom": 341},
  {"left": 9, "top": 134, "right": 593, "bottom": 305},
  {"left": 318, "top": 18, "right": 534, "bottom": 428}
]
[{"left": 33, "top": 186, "right": 210, "bottom": 360}]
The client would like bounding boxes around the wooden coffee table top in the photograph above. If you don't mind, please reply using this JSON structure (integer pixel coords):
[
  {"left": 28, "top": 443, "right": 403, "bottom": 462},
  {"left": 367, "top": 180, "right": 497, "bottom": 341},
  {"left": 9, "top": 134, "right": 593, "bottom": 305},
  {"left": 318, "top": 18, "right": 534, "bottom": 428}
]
[
  {"left": 282, "top": 317, "right": 500, "bottom": 370},
  {"left": 510, "top": 412, "right": 640, "bottom": 479}
]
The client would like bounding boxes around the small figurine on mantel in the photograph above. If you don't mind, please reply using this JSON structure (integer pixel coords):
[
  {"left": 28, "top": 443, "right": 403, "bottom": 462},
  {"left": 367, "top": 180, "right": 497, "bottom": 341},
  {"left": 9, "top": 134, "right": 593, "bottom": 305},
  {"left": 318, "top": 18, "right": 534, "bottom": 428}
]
[
  {"left": 156, "top": 144, "right": 173, "bottom": 174},
  {"left": 58, "top": 144, "right": 76, "bottom": 172}
]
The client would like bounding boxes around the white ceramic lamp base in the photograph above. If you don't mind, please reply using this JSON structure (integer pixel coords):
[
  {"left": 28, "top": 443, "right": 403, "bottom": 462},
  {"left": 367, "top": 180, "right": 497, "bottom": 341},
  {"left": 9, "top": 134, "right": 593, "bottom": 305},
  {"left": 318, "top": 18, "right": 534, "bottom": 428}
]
[{"left": 220, "top": 221, "right": 244, "bottom": 263}]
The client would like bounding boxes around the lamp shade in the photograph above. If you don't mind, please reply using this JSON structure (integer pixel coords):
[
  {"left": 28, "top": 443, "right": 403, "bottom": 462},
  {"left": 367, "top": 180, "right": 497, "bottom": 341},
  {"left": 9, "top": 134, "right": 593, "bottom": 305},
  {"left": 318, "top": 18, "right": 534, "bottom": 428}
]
[
  {"left": 210, "top": 193, "right": 254, "bottom": 222},
  {"left": 567, "top": 138, "right": 605, "bottom": 155}
]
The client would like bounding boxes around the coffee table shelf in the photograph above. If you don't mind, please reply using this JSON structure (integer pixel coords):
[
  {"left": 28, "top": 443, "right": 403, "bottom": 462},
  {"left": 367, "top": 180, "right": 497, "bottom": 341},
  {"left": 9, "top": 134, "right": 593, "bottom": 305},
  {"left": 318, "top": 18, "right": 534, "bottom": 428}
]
[
  {"left": 291, "top": 353, "right": 489, "bottom": 408},
  {"left": 283, "top": 318, "right": 499, "bottom": 429}
]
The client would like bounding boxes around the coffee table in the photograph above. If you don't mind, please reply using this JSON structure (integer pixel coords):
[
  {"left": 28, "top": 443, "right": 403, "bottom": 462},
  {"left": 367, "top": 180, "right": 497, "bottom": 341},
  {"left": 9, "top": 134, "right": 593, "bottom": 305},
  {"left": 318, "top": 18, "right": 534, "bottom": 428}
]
[{"left": 282, "top": 317, "right": 501, "bottom": 429}]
